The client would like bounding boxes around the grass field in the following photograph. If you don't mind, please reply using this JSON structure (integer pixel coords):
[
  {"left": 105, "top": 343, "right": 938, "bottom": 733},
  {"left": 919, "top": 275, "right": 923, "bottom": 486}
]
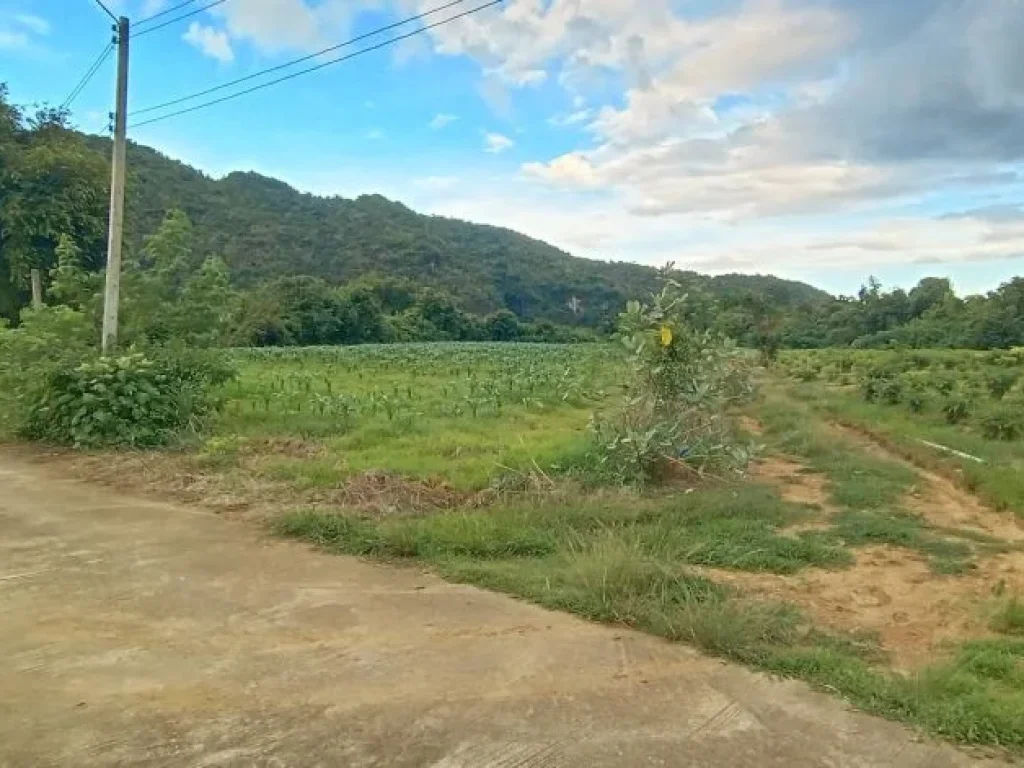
[{"left": 22, "top": 342, "right": 1024, "bottom": 753}]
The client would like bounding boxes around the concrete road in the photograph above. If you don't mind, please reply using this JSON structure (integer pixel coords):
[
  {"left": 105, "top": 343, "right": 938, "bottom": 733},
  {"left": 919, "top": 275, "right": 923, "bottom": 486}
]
[{"left": 0, "top": 453, "right": 989, "bottom": 767}]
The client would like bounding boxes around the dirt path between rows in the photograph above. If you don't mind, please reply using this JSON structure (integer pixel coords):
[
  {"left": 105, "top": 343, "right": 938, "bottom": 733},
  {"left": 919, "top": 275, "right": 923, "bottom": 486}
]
[
  {"left": 0, "top": 451, "right": 989, "bottom": 767},
  {"left": 731, "top": 419, "right": 1024, "bottom": 669}
]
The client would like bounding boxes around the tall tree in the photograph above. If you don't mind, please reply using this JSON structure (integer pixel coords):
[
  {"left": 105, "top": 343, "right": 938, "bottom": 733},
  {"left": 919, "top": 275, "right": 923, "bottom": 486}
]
[{"left": 0, "top": 86, "right": 107, "bottom": 314}]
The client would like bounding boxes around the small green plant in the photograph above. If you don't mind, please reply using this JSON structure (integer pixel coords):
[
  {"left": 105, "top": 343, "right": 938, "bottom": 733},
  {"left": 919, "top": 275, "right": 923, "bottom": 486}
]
[
  {"left": 942, "top": 395, "right": 971, "bottom": 424},
  {"left": 905, "top": 391, "right": 928, "bottom": 413},
  {"left": 986, "top": 370, "right": 1019, "bottom": 400},
  {"left": 991, "top": 598, "right": 1024, "bottom": 636},
  {"left": 878, "top": 377, "right": 903, "bottom": 405},
  {"left": 979, "top": 405, "right": 1024, "bottom": 441},
  {"left": 22, "top": 353, "right": 232, "bottom": 448}
]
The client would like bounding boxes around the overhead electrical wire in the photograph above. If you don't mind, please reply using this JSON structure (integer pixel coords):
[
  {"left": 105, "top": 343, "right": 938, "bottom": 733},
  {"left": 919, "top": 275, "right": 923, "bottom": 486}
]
[
  {"left": 130, "top": 0, "right": 503, "bottom": 129},
  {"left": 134, "top": 0, "right": 471, "bottom": 117},
  {"left": 133, "top": 0, "right": 230, "bottom": 38},
  {"left": 91, "top": 0, "right": 118, "bottom": 22},
  {"left": 135, "top": 0, "right": 204, "bottom": 27},
  {"left": 62, "top": 41, "right": 114, "bottom": 109}
]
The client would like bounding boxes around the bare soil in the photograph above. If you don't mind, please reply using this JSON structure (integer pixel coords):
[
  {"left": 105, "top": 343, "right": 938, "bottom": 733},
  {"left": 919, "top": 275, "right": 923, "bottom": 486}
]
[
  {"left": 711, "top": 421, "right": 1024, "bottom": 669},
  {"left": 701, "top": 546, "right": 993, "bottom": 670}
]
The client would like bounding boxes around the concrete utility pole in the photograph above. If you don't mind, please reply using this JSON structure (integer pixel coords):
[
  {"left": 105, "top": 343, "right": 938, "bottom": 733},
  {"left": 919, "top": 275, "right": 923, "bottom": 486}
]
[{"left": 101, "top": 16, "right": 129, "bottom": 355}]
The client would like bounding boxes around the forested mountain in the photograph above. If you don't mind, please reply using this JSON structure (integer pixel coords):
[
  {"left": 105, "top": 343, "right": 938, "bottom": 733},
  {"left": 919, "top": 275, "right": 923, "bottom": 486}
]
[
  {"left": 7, "top": 84, "right": 1021, "bottom": 350},
  {"left": 81, "top": 136, "right": 829, "bottom": 326}
]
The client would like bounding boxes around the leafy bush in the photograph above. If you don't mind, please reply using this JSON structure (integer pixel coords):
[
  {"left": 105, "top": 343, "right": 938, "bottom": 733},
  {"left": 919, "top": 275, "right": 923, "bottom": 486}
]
[
  {"left": 588, "top": 278, "right": 754, "bottom": 484},
  {"left": 905, "top": 391, "right": 928, "bottom": 413},
  {"left": 942, "top": 395, "right": 972, "bottom": 425},
  {"left": 21, "top": 353, "right": 233, "bottom": 448},
  {"left": 0, "top": 307, "right": 96, "bottom": 435},
  {"left": 986, "top": 369, "right": 1020, "bottom": 399},
  {"left": 979, "top": 405, "right": 1024, "bottom": 442},
  {"left": 861, "top": 372, "right": 902, "bottom": 404}
]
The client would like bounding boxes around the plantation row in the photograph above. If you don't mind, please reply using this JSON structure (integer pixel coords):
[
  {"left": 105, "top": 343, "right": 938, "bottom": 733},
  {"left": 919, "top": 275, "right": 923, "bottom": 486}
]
[
  {"left": 778, "top": 348, "right": 1024, "bottom": 440},
  {"left": 225, "top": 343, "right": 620, "bottom": 424}
]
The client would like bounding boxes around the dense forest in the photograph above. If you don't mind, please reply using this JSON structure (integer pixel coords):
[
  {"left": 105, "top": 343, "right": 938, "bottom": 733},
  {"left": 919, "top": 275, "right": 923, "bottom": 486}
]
[{"left": 2, "top": 83, "right": 1022, "bottom": 349}]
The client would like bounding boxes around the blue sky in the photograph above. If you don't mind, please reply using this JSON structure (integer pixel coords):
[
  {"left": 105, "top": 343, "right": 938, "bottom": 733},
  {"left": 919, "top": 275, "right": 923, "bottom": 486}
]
[{"left": 2, "top": 0, "right": 1023, "bottom": 297}]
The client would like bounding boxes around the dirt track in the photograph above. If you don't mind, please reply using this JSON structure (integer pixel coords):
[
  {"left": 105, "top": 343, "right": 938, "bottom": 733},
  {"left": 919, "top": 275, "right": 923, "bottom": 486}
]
[{"left": 0, "top": 452, "right": 990, "bottom": 767}]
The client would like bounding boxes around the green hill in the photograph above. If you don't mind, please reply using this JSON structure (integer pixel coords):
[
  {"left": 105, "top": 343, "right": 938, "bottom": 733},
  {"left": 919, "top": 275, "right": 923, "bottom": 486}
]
[{"left": 80, "top": 137, "right": 830, "bottom": 327}]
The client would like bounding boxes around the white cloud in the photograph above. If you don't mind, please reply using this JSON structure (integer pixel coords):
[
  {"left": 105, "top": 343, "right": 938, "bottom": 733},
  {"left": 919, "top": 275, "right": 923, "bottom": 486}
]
[
  {"left": 0, "top": 30, "right": 28, "bottom": 50},
  {"left": 14, "top": 14, "right": 49, "bottom": 36},
  {"left": 0, "top": 11, "right": 50, "bottom": 51},
  {"left": 523, "top": 153, "right": 599, "bottom": 187},
  {"left": 484, "top": 132, "right": 514, "bottom": 153},
  {"left": 211, "top": 0, "right": 381, "bottom": 54},
  {"left": 548, "top": 108, "right": 592, "bottom": 127},
  {"left": 429, "top": 113, "right": 459, "bottom": 130},
  {"left": 367, "top": 129, "right": 384, "bottom": 140},
  {"left": 183, "top": 23, "right": 234, "bottom": 63},
  {"left": 142, "top": 0, "right": 1024, "bottom": 280}
]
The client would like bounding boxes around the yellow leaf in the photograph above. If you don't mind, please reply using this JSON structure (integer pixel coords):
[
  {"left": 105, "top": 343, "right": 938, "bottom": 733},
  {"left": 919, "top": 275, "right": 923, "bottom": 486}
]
[{"left": 660, "top": 326, "right": 673, "bottom": 347}]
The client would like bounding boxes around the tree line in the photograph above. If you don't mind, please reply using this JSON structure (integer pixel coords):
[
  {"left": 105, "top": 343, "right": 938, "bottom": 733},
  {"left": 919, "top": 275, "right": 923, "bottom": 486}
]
[{"left": 2, "top": 83, "right": 1022, "bottom": 351}]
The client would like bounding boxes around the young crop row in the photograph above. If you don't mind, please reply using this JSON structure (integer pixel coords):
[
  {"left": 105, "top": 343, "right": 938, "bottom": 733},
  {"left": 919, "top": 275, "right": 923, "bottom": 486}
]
[
  {"left": 777, "top": 348, "right": 1024, "bottom": 441},
  {"left": 223, "top": 342, "right": 621, "bottom": 424}
]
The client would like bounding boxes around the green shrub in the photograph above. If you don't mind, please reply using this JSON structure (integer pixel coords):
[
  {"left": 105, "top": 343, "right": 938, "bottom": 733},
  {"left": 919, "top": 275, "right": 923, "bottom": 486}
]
[
  {"left": 942, "top": 395, "right": 971, "bottom": 425},
  {"left": 986, "top": 370, "right": 1020, "bottom": 399},
  {"left": 991, "top": 598, "right": 1024, "bottom": 635},
  {"left": 906, "top": 391, "right": 928, "bottom": 413},
  {"left": 979, "top": 405, "right": 1024, "bottom": 442},
  {"left": 861, "top": 372, "right": 903, "bottom": 404},
  {"left": 21, "top": 353, "right": 233, "bottom": 448},
  {"left": 878, "top": 377, "right": 903, "bottom": 405},
  {"left": 589, "top": 278, "right": 755, "bottom": 484},
  {"left": 931, "top": 371, "right": 958, "bottom": 395},
  {"left": 0, "top": 307, "right": 96, "bottom": 435}
]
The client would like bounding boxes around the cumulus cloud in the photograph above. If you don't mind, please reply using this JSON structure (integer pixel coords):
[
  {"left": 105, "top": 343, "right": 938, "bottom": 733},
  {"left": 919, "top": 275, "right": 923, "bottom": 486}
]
[
  {"left": 497, "top": 1, "right": 1024, "bottom": 223},
  {"left": 484, "top": 132, "right": 514, "bottom": 153},
  {"left": 211, "top": 0, "right": 381, "bottom": 54},
  {"left": 183, "top": 23, "right": 234, "bottom": 63},
  {"left": 162, "top": 0, "right": 1024, "bottom": 274}
]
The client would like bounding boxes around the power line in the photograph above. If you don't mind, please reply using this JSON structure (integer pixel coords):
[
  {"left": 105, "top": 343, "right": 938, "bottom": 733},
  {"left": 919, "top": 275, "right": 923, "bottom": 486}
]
[
  {"left": 134, "top": 0, "right": 471, "bottom": 117},
  {"left": 62, "top": 41, "right": 114, "bottom": 109},
  {"left": 134, "top": 0, "right": 229, "bottom": 38},
  {"left": 136, "top": 0, "right": 203, "bottom": 27},
  {"left": 91, "top": 0, "right": 118, "bottom": 22},
  {"left": 130, "top": 0, "right": 503, "bottom": 129}
]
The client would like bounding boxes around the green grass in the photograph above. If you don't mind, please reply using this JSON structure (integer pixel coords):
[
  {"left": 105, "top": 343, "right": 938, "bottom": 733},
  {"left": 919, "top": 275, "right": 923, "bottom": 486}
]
[
  {"left": 786, "top": 379, "right": 1024, "bottom": 517},
  {"left": 209, "top": 343, "right": 623, "bottom": 490},
  {"left": 753, "top": 385, "right": 987, "bottom": 573},
  {"left": 280, "top": 499, "right": 1024, "bottom": 752},
  {"left": 992, "top": 599, "right": 1024, "bottom": 636},
  {"left": 279, "top": 482, "right": 851, "bottom": 575},
  {"left": 756, "top": 387, "right": 919, "bottom": 510}
]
